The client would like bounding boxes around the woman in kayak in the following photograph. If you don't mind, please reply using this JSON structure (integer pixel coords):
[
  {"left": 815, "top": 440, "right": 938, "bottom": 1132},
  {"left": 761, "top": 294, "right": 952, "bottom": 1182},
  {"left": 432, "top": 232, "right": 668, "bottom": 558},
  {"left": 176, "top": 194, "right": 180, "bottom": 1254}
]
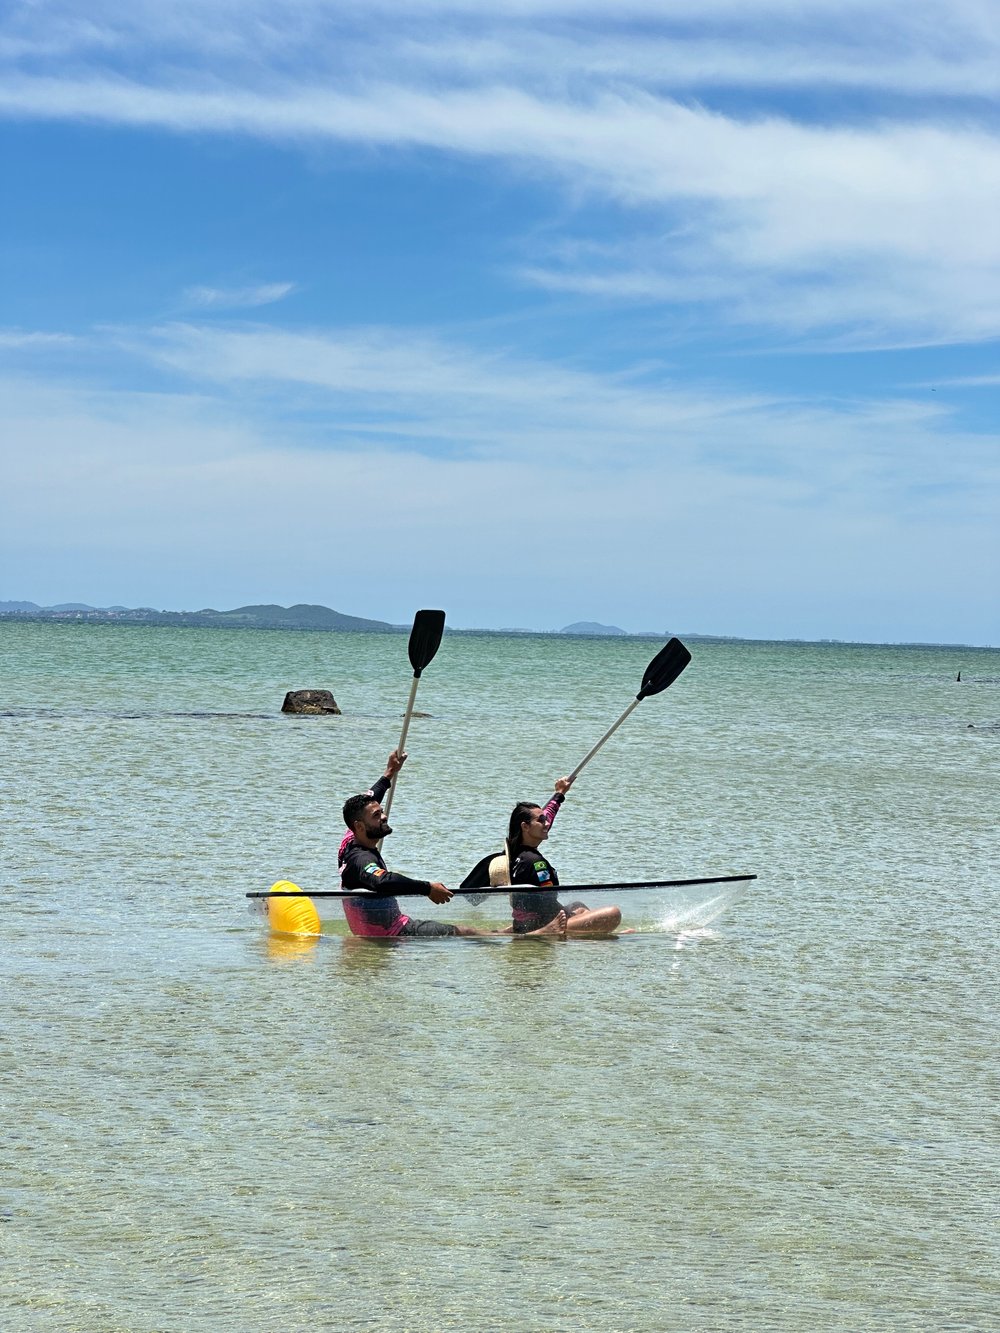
[{"left": 500, "top": 777, "right": 624, "bottom": 937}]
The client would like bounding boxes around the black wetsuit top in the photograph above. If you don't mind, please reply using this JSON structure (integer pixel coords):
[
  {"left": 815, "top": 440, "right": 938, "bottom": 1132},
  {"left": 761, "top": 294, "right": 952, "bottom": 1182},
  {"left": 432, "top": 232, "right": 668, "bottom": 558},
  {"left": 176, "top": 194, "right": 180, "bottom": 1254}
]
[
  {"left": 509, "top": 847, "right": 561, "bottom": 933},
  {"left": 338, "top": 775, "right": 432, "bottom": 936}
]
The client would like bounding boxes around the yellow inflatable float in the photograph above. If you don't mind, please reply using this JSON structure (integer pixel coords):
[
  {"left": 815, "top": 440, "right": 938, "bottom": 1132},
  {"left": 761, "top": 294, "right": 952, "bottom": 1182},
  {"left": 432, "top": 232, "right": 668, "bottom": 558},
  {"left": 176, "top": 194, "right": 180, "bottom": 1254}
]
[{"left": 265, "top": 881, "right": 321, "bottom": 936}]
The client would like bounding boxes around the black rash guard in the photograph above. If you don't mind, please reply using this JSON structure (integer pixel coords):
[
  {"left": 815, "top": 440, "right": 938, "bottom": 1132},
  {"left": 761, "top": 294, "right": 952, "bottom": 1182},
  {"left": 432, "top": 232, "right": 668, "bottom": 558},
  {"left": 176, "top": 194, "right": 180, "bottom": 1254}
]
[
  {"left": 509, "top": 847, "right": 562, "bottom": 933},
  {"left": 338, "top": 775, "right": 432, "bottom": 936}
]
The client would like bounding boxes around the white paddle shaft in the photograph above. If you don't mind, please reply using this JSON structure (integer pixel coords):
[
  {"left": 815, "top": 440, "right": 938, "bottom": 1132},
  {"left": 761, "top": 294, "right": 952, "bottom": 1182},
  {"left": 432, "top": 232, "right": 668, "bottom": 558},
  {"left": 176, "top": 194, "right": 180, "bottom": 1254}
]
[
  {"left": 378, "top": 674, "right": 420, "bottom": 845},
  {"left": 568, "top": 697, "right": 641, "bottom": 780}
]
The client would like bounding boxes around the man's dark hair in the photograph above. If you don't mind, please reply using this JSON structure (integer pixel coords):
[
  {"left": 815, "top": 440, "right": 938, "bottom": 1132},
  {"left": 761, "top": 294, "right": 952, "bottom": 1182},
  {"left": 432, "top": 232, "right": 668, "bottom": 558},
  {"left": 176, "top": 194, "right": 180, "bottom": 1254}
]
[{"left": 343, "top": 792, "right": 377, "bottom": 829}]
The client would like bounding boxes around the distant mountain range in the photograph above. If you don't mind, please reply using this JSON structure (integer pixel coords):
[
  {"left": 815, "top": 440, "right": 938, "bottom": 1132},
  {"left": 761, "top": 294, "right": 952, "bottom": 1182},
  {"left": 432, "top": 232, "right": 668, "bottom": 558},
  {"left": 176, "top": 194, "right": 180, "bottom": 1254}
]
[
  {"left": 0, "top": 603, "right": 979, "bottom": 648},
  {"left": 0, "top": 601, "right": 401, "bottom": 632},
  {"left": 0, "top": 600, "right": 758, "bottom": 640},
  {"left": 1, "top": 602, "right": 664, "bottom": 636}
]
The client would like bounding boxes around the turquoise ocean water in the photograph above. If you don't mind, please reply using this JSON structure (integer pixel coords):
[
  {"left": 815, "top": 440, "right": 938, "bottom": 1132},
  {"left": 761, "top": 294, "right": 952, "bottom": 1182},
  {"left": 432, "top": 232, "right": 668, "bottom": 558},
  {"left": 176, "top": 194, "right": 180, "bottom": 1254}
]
[{"left": 1, "top": 623, "right": 997, "bottom": 1331}]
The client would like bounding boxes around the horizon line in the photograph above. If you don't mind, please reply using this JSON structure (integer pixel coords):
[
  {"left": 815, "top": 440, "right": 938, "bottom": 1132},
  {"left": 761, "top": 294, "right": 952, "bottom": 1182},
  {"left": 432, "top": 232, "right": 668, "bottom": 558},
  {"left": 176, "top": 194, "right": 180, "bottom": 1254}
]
[{"left": 0, "top": 601, "right": 993, "bottom": 652}]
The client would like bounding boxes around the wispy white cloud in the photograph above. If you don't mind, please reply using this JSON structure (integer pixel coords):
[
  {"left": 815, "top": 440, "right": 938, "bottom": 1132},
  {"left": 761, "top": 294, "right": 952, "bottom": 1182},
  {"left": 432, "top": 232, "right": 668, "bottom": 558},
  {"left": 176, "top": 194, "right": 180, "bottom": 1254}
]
[
  {"left": 1, "top": 330, "right": 995, "bottom": 638},
  {"left": 180, "top": 282, "right": 296, "bottom": 310},
  {"left": 3, "top": 0, "right": 1000, "bottom": 346},
  {"left": 931, "top": 372, "right": 1000, "bottom": 386},
  {"left": 3, "top": 77, "right": 1000, "bottom": 342},
  {"left": 4, "top": 2, "right": 1000, "bottom": 104},
  {"left": 121, "top": 318, "right": 777, "bottom": 467},
  {"left": 0, "top": 329, "right": 79, "bottom": 348},
  {"left": 3, "top": 4, "right": 997, "bottom": 640},
  {"left": 13, "top": 318, "right": 995, "bottom": 517}
]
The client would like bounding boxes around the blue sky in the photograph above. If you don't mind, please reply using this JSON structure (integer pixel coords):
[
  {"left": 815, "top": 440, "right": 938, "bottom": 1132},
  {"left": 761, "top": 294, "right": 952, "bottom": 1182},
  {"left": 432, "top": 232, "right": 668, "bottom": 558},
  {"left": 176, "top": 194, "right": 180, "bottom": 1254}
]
[{"left": 1, "top": 1, "right": 998, "bottom": 643}]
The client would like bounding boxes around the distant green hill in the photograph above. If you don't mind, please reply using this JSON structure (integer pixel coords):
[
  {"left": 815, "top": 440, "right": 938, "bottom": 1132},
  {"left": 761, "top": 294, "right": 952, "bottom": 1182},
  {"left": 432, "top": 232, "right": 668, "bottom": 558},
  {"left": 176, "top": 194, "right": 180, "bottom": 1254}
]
[
  {"left": 218, "top": 603, "right": 398, "bottom": 631},
  {"left": 560, "top": 620, "right": 627, "bottom": 636},
  {"left": 0, "top": 601, "right": 401, "bottom": 632}
]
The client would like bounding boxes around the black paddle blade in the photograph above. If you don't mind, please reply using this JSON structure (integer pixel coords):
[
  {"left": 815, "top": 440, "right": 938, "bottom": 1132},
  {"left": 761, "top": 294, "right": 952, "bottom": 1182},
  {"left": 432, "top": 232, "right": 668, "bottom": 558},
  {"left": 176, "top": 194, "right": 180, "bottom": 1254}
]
[
  {"left": 637, "top": 637, "right": 691, "bottom": 700},
  {"left": 407, "top": 609, "right": 446, "bottom": 676}
]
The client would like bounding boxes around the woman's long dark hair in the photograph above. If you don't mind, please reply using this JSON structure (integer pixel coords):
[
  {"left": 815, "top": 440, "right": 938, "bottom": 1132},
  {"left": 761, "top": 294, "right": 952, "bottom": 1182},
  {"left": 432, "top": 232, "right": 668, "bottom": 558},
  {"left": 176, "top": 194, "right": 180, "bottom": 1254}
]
[{"left": 506, "top": 801, "right": 541, "bottom": 858}]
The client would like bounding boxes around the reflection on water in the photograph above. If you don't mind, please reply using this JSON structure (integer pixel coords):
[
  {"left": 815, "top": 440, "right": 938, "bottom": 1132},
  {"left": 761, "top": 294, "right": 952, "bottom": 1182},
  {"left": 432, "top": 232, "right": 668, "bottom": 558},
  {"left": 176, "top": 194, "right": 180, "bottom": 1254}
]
[
  {"left": 331, "top": 932, "right": 400, "bottom": 978},
  {"left": 263, "top": 932, "right": 322, "bottom": 963}
]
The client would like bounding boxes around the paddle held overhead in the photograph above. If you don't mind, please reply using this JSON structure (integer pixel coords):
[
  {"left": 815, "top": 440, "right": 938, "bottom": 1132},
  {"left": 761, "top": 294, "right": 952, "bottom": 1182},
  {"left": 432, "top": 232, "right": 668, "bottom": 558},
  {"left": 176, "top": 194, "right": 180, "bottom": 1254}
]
[
  {"left": 567, "top": 636, "right": 691, "bottom": 781},
  {"left": 379, "top": 608, "right": 446, "bottom": 844}
]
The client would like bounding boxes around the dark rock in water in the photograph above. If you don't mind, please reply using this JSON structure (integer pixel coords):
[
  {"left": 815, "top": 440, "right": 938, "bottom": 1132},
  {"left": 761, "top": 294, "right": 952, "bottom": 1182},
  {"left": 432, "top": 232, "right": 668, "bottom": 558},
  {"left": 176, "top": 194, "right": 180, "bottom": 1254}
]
[
  {"left": 282, "top": 689, "right": 341, "bottom": 715},
  {"left": 405, "top": 711, "right": 433, "bottom": 718}
]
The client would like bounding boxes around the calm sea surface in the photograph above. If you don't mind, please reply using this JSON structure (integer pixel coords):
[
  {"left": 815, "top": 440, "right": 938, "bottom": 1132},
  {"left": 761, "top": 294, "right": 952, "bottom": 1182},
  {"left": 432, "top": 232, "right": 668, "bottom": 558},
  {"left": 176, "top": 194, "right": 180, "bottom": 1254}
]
[{"left": 1, "top": 623, "right": 997, "bottom": 1331}]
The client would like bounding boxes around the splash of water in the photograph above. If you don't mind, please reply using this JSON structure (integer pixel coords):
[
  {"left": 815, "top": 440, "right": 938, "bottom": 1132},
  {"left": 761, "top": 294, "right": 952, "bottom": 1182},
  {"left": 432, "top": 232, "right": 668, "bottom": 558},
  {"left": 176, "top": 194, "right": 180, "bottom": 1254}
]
[{"left": 656, "top": 883, "right": 748, "bottom": 935}]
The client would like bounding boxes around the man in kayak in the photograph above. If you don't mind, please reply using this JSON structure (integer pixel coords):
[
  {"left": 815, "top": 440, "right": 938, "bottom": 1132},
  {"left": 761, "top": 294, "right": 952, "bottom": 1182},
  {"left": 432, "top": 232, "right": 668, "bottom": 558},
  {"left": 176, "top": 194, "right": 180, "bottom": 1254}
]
[
  {"left": 338, "top": 751, "right": 566, "bottom": 939},
  {"left": 501, "top": 777, "right": 624, "bottom": 937}
]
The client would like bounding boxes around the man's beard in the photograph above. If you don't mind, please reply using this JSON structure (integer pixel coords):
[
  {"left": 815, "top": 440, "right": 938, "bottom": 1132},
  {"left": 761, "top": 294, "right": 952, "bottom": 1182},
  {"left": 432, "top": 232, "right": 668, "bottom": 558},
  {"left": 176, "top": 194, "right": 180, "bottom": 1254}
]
[{"left": 378, "top": 820, "right": 392, "bottom": 837}]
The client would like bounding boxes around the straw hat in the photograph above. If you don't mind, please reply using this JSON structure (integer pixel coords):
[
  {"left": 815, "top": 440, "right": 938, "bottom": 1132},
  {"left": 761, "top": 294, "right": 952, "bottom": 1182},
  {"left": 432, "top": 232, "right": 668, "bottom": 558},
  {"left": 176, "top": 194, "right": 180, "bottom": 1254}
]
[{"left": 488, "top": 855, "right": 510, "bottom": 887}]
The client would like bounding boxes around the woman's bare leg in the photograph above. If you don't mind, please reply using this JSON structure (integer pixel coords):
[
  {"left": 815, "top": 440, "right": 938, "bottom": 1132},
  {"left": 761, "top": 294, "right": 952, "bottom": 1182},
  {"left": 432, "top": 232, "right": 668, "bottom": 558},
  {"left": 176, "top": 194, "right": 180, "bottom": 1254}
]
[
  {"left": 454, "top": 911, "right": 567, "bottom": 939},
  {"left": 519, "top": 910, "right": 567, "bottom": 940},
  {"left": 564, "top": 905, "right": 622, "bottom": 937}
]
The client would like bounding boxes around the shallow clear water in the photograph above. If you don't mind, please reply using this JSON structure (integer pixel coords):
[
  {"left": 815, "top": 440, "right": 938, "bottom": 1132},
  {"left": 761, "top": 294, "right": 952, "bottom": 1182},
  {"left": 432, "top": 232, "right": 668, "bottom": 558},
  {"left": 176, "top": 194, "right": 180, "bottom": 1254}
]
[{"left": 1, "top": 623, "right": 997, "bottom": 1330}]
